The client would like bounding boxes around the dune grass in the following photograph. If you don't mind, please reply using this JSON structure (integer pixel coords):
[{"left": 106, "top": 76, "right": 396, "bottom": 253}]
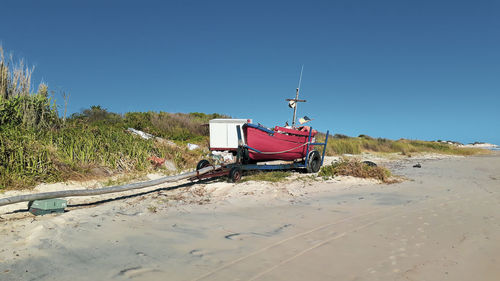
[
  {"left": 318, "top": 134, "right": 486, "bottom": 156},
  {"left": 0, "top": 122, "right": 206, "bottom": 189}
]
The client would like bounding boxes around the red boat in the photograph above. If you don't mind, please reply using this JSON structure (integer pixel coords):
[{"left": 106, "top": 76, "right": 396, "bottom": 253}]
[
  {"left": 243, "top": 123, "right": 317, "bottom": 162},
  {"left": 200, "top": 68, "right": 329, "bottom": 181},
  {"left": 199, "top": 68, "right": 329, "bottom": 181}
]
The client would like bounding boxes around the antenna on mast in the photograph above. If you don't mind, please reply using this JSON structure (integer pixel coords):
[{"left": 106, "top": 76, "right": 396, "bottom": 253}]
[
  {"left": 297, "top": 65, "right": 303, "bottom": 91},
  {"left": 286, "top": 65, "right": 306, "bottom": 128}
]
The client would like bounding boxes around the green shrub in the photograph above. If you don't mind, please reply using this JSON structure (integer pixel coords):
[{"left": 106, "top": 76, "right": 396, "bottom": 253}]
[{"left": 319, "top": 158, "right": 393, "bottom": 183}]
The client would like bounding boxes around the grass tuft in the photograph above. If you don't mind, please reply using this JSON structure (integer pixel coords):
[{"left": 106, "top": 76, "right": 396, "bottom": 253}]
[
  {"left": 319, "top": 158, "right": 395, "bottom": 183},
  {"left": 240, "top": 171, "right": 292, "bottom": 183}
]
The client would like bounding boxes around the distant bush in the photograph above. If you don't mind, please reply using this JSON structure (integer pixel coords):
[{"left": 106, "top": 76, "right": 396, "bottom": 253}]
[
  {"left": 73, "top": 105, "right": 122, "bottom": 124},
  {"left": 358, "top": 134, "right": 373, "bottom": 139},
  {"left": 333, "top": 133, "right": 350, "bottom": 139}
]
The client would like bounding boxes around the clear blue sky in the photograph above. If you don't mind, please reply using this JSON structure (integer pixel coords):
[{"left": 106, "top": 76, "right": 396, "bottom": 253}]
[{"left": 1, "top": 0, "right": 499, "bottom": 144}]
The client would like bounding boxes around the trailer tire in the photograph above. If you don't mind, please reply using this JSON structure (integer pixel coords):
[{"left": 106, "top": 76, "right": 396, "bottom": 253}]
[
  {"left": 196, "top": 160, "right": 210, "bottom": 171},
  {"left": 229, "top": 167, "right": 242, "bottom": 183},
  {"left": 306, "top": 150, "right": 321, "bottom": 173}
]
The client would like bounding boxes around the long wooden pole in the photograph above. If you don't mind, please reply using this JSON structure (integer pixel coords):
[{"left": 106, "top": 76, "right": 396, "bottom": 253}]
[{"left": 0, "top": 165, "right": 220, "bottom": 207}]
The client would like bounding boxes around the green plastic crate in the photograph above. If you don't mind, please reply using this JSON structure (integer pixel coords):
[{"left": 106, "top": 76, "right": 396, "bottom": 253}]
[{"left": 28, "top": 199, "right": 67, "bottom": 216}]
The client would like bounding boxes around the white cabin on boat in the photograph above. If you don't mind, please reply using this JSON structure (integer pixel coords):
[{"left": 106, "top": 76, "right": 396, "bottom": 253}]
[{"left": 209, "top": 119, "right": 251, "bottom": 151}]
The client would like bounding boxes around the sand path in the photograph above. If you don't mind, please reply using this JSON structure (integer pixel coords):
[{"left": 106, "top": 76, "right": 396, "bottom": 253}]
[{"left": 1, "top": 154, "right": 499, "bottom": 280}]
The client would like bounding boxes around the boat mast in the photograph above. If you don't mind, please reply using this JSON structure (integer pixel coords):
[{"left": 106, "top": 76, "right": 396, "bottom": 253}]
[{"left": 286, "top": 65, "right": 306, "bottom": 127}]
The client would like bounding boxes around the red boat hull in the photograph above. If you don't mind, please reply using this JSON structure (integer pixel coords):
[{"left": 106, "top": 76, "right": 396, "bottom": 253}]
[{"left": 244, "top": 124, "right": 316, "bottom": 161}]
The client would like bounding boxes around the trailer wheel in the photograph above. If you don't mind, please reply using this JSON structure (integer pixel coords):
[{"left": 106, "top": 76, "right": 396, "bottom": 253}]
[
  {"left": 306, "top": 150, "right": 321, "bottom": 173},
  {"left": 229, "top": 167, "right": 242, "bottom": 183},
  {"left": 196, "top": 160, "right": 210, "bottom": 171}
]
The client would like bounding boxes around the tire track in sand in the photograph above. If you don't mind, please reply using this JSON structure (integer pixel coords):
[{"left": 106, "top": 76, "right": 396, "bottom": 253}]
[{"left": 192, "top": 190, "right": 481, "bottom": 281}]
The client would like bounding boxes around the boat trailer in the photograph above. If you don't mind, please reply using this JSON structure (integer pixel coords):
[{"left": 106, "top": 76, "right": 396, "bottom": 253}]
[{"left": 191, "top": 126, "right": 330, "bottom": 183}]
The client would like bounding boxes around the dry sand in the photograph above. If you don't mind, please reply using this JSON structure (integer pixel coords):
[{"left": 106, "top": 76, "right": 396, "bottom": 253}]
[{"left": 1, "top": 152, "right": 499, "bottom": 281}]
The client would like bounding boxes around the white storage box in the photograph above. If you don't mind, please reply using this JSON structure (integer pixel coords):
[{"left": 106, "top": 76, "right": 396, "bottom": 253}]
[{"left": 209, "top": 119, "right": 251, "bottom": 151}]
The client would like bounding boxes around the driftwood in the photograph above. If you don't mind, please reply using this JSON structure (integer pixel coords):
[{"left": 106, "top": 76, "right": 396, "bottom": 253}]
[{"left": 0, "top": 165, "right": 220, "bottom": 207}]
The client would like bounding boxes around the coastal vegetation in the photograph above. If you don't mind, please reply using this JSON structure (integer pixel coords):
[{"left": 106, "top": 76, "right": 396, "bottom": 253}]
[
  {"left": 0, "top": 46, "right": 223, "bottom": 189},
  {"left": 0, "top": 46, "right": 488, "bottom": 189},
  {"left": 0, "top": 108, "right": 221, "bottom": 189},
  {"left": 319, "top": 134, "right": 486, "bottom": 156}
]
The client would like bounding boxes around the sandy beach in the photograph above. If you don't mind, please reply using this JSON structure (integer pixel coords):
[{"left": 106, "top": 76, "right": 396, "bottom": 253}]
[{"left": 1, "top": 152, "right": 499, "bottom": 281}]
